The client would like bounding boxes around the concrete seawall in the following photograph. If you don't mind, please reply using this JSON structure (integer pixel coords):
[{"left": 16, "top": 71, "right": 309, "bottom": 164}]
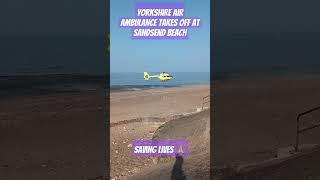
[{"left": 214, "top": 145, "right": 320, "bottom": 180}]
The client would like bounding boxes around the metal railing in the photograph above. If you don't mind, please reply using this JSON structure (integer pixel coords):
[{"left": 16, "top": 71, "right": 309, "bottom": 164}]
[
  {"left": 295, "top": 106, "right": 320, "bottom": 152},
  {"left": 202, "top": 95, "right": 210, "bottom": 110},
  {"left": 87, "top": 176, "right": 106, "bottom": 180}
]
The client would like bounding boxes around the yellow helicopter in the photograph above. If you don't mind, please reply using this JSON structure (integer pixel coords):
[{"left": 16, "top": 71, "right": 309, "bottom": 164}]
[{"left": 144, "top": 72, "right": 173, "bottom": 81}]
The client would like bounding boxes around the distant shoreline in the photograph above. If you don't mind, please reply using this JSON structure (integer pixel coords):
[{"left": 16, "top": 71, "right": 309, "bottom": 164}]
[
  {"left": 0, "top": 74, "right": 106, "bottom": 97},
  {"left": 3, "top": 71, "right": 320, "bottom": 94},
  {"left": 214, "top": 71, "right": 320, "bottom": 82},
  {"left": 110, "top": 83, "right": 210, "bottom": 92}
]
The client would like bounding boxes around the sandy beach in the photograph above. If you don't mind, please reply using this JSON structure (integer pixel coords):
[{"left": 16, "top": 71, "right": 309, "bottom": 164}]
[
  {"left": 213, "top": 73, "right": 320, "bottom": 166},
  {"left": 0, "top": 77, "right": 210, "bottom": 180},
  {"left": 110, "top": 85, "right": 210, "bottom": 179},
  {"left": 0, "top": 77, "right": 108, "bottom": 180},
  {"left": 110, "top": 85, "right": 210, "bottom": 124}
]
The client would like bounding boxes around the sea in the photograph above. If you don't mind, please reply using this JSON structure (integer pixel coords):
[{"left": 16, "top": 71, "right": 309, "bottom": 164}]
[
  {"left": 2, "top": 32, "right": 320, "bottom": 91},
  {"left": 110, "top": 72, "right": 210, "bottom": 91},
  {"left": 214, "top": 32, "right": 320, "bottom": 75}
]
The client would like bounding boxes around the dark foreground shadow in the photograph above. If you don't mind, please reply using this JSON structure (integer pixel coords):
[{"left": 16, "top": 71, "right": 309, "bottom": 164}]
[{"left": 171, "top": 155, "right": 187, "bottom": 180}]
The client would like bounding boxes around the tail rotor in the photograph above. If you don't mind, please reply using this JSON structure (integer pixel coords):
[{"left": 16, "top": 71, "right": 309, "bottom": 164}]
[{"left": 144, "top": 72, "right": 150, "bottom": 80}]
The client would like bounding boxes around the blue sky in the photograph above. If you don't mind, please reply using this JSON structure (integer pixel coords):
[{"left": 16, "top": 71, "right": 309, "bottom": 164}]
[{"left": 110, "top": 0, "right": 210, "bottom": 73}]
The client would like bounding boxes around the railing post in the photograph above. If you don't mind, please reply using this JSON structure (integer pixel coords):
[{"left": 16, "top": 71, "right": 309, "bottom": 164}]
[{"left": 295, "top": 115, "right": 300, "bottom": 152}]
